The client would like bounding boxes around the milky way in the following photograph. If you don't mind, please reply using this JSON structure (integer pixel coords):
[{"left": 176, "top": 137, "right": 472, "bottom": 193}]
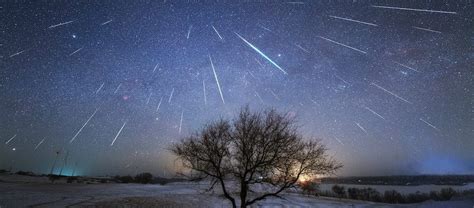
[{"left": 0, "top": 1, "right": 473, "bottom": 176}]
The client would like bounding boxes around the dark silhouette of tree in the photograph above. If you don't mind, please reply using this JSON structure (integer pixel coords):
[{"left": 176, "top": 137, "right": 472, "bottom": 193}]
[
  {"left": 438, "top": 188, "right": 456, "bottom": 200},
  {"left": 300, "top": 181, "right": 320, "bottom": 196},
  {"left": 171, "top": 106, "right": 341, "bottom": 208},
  {"left": 384, "top": 190, "right": 405, "bottom": 203},
  {"left": 134, "top": 172, "right": 153, "bottom": 184},
  {"left": 114, "top": 175, "right": 134, "bottom": 183},
  {"left": 332, "top": 184, "right": 346, "bottom": 198}
]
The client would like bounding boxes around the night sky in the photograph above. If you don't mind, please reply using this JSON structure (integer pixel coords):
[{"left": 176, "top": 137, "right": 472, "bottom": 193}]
[{"left": 1, "top": 1, "right": 473, "bottom": 177}]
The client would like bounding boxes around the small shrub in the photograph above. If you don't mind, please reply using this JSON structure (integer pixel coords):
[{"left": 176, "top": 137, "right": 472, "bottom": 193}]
[
  {"left": 48, "top": 174, "right": 61, "bottom": 183},
  {"left": 115, "top": 175, "right": 134, "bottom": 183},
  {"left": 406, "top": 192, "right": 430, "bottom": 203},
  {"left": 346, "top": 187, "right": 381, "bottom": 201},
  {"left": 332, "top": 185, "right": 346, "bottom": 198},
  {"left": 134, "top": 172, "right": 153, "bottom": 184},
  {"left": 16, "top": 171, "right": 35, "bottom": 176},
  {"left": 67, "top": 176, "right": 78, "bottom": 183},
  {"left": 430, "top": 190, "right": 439, "bottom": 200},
  {"left": 383, "top": 190, "right": 404, "bottom": 204},
  {"left": 152, "top": 177, "right": 170, "bottom": 185},
  {"left": 366, "top": 188, "right": 382, "bottom": 202},
  {"left": 439, "top": 188, "right": 456, "bottom": 201},
  {"left": 320, "top": 190, "right": 336, "bottom": 197},
  {"left": 300, "top": 181, "right": 320, "bottom": 196},
  {"left": 347, "top": 187, "right": 358, "bottom": 199},
  {"left": 429, "top": 188, "right": 457, "bottom": 201}
]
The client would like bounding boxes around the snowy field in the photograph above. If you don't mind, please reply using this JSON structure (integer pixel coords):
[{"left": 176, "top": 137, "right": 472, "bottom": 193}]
[{"left": 1, "top": 175, "right": 473, "bottom": 208}]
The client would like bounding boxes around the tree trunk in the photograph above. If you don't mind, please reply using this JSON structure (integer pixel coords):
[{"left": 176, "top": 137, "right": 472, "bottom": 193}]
[
  {"left": 240, "top": 180, "right": 248, "bottom": 208},
  {"left": 219, "top": 178, "right": 236, "bottom": 208}
]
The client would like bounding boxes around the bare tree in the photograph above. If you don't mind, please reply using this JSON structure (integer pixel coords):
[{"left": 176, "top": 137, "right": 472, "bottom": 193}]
[{"left": 171, "top": 106, "right": 341, "bottom": 208}]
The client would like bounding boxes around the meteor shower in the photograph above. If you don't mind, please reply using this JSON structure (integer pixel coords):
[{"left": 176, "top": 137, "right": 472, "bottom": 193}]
[{"left": 1, "top": 1, "right": 473, "bottom": 207}]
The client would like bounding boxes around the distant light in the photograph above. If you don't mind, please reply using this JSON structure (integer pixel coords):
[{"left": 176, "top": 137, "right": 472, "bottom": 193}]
[
  {"left": 12, "top": 147, "right": 16, "bottom": 151},
  {"left": 72, "top": 34, "right": 77, "bottom": 38},
  {"left": 298, "top": 174, "right": 310, "bottom": 182}
]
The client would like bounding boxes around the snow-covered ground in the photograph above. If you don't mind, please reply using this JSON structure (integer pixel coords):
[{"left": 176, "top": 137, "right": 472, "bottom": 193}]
[{"left": 1, "top": 174, "right": 473, "bottom": 208}]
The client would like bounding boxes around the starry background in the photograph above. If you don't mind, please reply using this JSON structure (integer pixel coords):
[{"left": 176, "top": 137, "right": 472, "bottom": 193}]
[{"left": 0, "top": 0, "right": 473, "bottom": 177}]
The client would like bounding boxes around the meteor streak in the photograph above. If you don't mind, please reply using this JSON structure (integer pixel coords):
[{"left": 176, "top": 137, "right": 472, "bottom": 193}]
[
  {"left": 168, "top": 88, "right": 174, "bottom": 103},
  {"left": 48, "top": 20, "right": 74, "bottom": 29},
  {"left": 209, "top": 55, "right": 225, "bottom": 104},
  {"left": 268, "top": 89, "right": 280, "bottom": 100},
  {"left": 394, "top": 61, "right": 420, "bottom": 72},
  {"left": 235, "top": 32, "right": 288, "bottom": 75},
  {"left": 371, "top": 82, "right": 412, "bottom": 104},
  {"left": 247, "top": 71, "right": 256, "bottom": 79},
  {"left": 364, "top": 106, "right": 385, "bottom": 120},
  {"left": 412, "top": 26, "right": 442, "bottom": 34},
  {"left": 5, "top": 134, "right": 17, "bottom": 144},
  {"left": 254, "top": 58, "right": 264, "bottom": 68},
  {"left": 69, "top": 108, "right": 99, "bottom": 143},
  {"left": 114, "top": 83, "right": 122, "bottom": 94},
  {"left": 69, "top": 47, "right": 83, "bottom": 56},
  {"left": 146, "top": 92, "right": 152, "bottom": 105},
  {"left": 111, "top": 121, "right": 127, "bottom": 146},
  {"left": 255, "top": 90, "right": 264, "bottom": 104},
  {"left": 295, "top": 44, "right": 310, "bottom": 53},
  {"left": 318, "top": 36, "right": 367, "bottom": 54},
  {"left": 179, "top": 110, "right": 184, "bottom": 134},
  {"left": 334, "top": 137, "right": 344, "bottom": 145},
  {"left": 371, "top": 5, "right": 457, "bottom": 14},
  {"left": 203, "top": 80, "right": 207, "bottom": 105},
  {"left": 9, "top": 50, "right": 26, "bottom": 58},
  {"left": 186, "top": 25, "right": 192, "bottom": 39},
  {"left": 258, "top": 24, "right": 272, "bottom": 32},
  {"left": 156, "top": 97, "right": 163, "bottom": 113},
  {"left": 95, "top": 83, "right": 105, "bottom": 94},
  {"left": 211, "top": 25, "right": 223, "bottom": 40},
  {"left": 335, "top": 74, "right": 350, "bottom": 85},
  {"left": 355, "top": 122, "right": 368, "bottom": 134},
  {"left": 329, "top": 15, "right": 378, "bottom": 27},
  {"left": 101, "top": 19, "right": 113, "bottom": 26},
  {"left": 34, "top": 138, "right": 45, "bottom": 150},
  {"left": 153, "top": 63, "right": 159, "bottom": 73},
  {"left": 420, "top": 118, "right": 441, "bottom": 131}
]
